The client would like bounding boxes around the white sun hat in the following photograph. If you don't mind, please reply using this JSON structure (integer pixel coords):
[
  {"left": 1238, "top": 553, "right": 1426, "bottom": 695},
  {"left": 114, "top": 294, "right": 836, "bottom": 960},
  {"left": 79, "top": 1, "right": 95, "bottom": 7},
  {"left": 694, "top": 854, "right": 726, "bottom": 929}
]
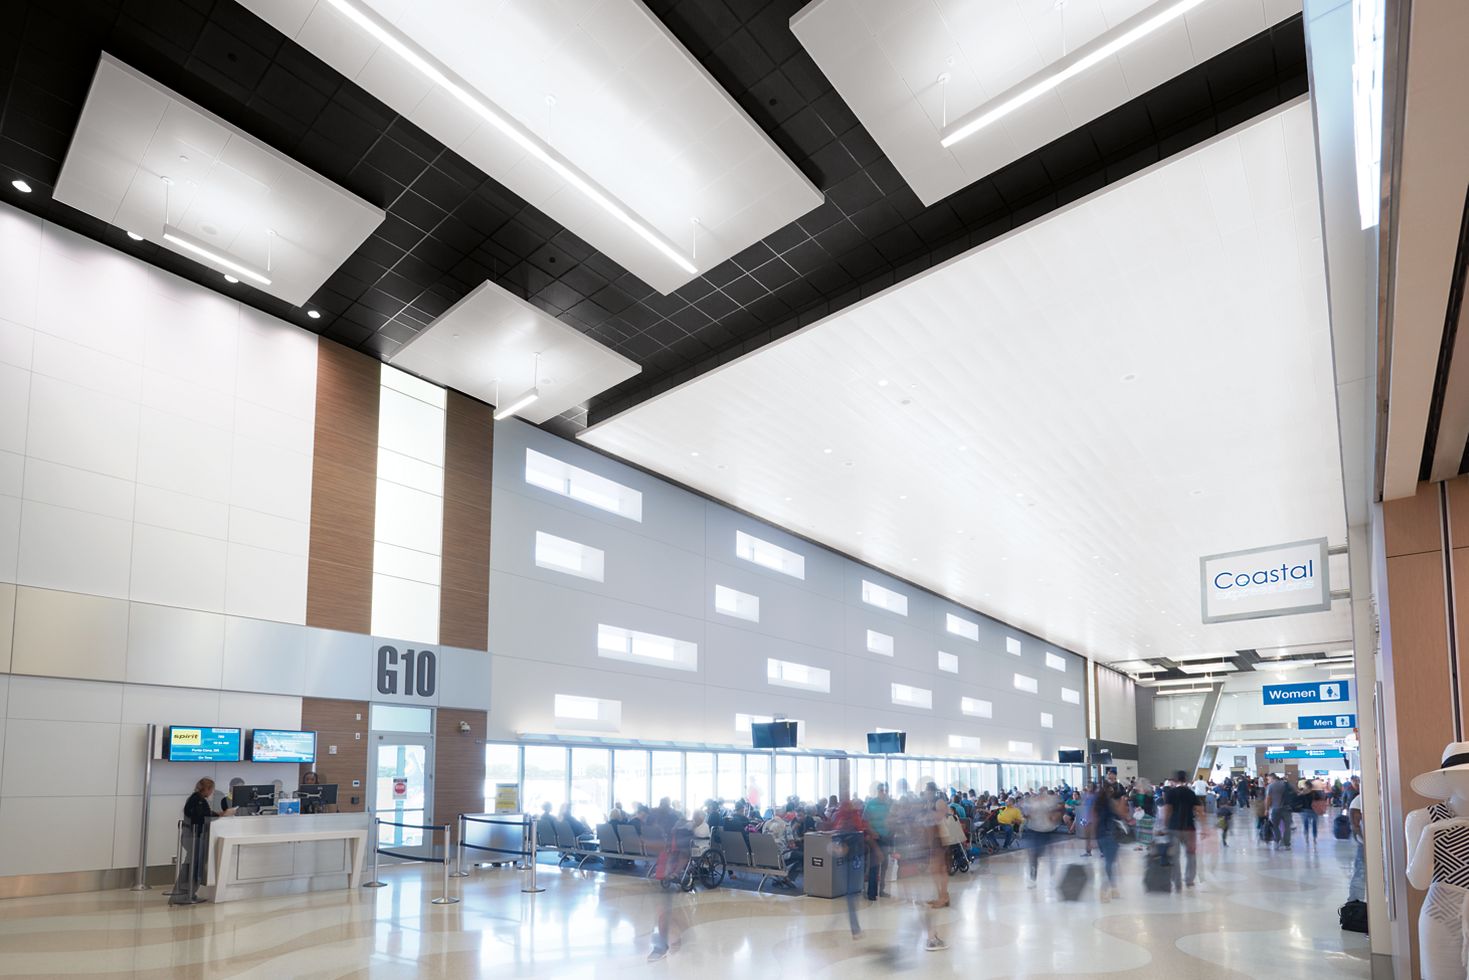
[{"left": 1411, "top": 742, "right": 1469, "bottom": 800}]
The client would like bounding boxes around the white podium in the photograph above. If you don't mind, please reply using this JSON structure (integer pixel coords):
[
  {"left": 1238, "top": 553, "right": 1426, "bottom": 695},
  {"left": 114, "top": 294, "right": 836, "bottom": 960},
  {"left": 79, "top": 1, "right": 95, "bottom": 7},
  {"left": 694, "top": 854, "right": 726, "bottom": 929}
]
[{"left": 207, "top": 813, "right": 370, "bottom": 903}]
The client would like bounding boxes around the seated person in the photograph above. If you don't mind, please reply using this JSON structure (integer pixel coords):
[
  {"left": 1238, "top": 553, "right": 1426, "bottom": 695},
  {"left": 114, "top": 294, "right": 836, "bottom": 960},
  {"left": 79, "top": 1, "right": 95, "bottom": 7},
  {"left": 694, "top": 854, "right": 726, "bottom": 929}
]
[
  {"left": 558, "top": 802, "right": 593, "bottom": 840},
  {"left": 997, "top": 799, "right": 1025, "bottom": 847},
  {"left": 608, "top": 801, "right": 628, "bottom": 823},
  {"left": 690, "top": 809, "right": 712, "bottom": 857}
]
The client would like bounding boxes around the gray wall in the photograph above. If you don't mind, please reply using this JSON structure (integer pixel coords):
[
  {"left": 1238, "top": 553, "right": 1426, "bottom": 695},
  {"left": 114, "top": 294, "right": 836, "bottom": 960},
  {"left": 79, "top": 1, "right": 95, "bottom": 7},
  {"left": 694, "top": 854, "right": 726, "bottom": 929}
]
[
  {"left": 487, "top": 419, "right": 1088, "bottom": 760},
  {"left": 1135, "top": 684, "right": 1222, "bottom": 781}
]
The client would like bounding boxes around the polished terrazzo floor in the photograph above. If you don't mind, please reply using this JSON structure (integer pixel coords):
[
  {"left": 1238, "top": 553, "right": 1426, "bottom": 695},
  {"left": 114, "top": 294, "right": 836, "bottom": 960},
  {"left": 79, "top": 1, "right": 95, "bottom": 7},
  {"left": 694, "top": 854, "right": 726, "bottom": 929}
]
[{"left": 0, "top": 830, "right": 1370, "bottom": 978}]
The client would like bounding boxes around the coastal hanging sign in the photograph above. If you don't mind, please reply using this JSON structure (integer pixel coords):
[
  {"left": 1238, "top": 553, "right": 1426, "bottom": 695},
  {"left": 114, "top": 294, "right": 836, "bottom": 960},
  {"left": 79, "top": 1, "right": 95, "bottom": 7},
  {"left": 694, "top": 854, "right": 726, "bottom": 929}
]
[{"left": 1199, "top": 538, "right": 1331, "bottom": 624}]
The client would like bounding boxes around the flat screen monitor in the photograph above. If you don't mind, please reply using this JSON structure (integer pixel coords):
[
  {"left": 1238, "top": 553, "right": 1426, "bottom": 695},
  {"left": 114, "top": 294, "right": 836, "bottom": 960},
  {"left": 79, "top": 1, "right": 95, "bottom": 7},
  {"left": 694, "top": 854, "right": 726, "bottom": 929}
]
[
  {"left": 163, "top": 725, "right": 242, "bottom": 762},
  {"left": 297, "top": 783, "right": 338, "bottom": 806},
  {"left": 1058, "top": 750, "right": 1085, "bottom": 764},
  {"left": 231, "top": 784, "right": 277, "bottom": 808},
  {"left": 866, "top": 731, "right": 907, "bottom": 754},
  {"left": 248, "top": 729, "right": 317, "bottom": 764},
  {"left": 751, "top": 721, "right": 798, "bottom": 749}
]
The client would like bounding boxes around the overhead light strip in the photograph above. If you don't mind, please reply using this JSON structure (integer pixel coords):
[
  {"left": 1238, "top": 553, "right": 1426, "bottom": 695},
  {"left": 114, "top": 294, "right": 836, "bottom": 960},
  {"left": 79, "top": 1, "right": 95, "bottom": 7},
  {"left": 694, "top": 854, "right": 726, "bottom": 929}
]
[
  {"left": 493, "top": 387, "right": 540, "bottom": 421},
  {"left": 325, "top": 0, "right": 697, "bottom": 276},
  {"left": 940, "top": 0, "right": 1211, "bottom": 148},
  {"left": 162, "top": 227, "right": 272, "bottom": 286}
]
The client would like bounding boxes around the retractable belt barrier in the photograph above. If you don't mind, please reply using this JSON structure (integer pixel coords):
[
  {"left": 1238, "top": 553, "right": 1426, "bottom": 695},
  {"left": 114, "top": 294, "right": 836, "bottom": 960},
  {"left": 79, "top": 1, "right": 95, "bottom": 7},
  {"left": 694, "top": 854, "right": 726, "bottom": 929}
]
[
  {"left": 363, "top": 816, "right": 459, "bottom": 905},
  {"left": 456, "top": 814, "right": 543, "bottom": 893}
]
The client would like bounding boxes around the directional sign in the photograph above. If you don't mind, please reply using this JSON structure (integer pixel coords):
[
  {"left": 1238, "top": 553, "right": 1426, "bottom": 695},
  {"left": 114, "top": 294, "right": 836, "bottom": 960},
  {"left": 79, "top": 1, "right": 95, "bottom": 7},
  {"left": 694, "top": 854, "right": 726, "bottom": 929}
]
[
  {"left": 1264, "top": 748, "right": 1346, "bottom": 760},
  {"left": 1299, "top": 713, "right": 1356, "bottom": 731},
  {"left": 1262, "top": 681, "right": 1350, "bottom": 705}
]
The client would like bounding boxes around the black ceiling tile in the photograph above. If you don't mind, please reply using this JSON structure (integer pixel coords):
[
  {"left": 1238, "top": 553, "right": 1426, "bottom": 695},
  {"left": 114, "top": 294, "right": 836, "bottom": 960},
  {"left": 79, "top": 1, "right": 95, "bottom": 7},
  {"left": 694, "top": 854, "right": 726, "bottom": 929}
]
[
  {"left": 669, "top": 304, "right": 713, "bottom": 333},
  {"left": 1105, "top": 145, "right": 1160, "bottom": 183},
  {"left": 1143, "top": 70, "right": 1213, "bottom": 131},
  {"left": 409, "top": 290, "right": 453, "bottom": 319},
  {"left": 1089, "top": 100, "right": 1154, "bottom": 157},
  {"left": 1278, "top": 71, "right": 1308, "bottom": 102},
  {"left": 777, "top": 105, "right": 836, "bottom": 159},
  {"left": 1216, "top": 86, "right": 1288, "bottom": 132},
  {"left": 359, "top": 135, "right": 426, "bottom": 185},
  {"left": 1206, "top": 33, "right": 1277, "bottom": 100},
  {"left": 647, "top": 349, "right": 688, "bottom": 374},
  {"left": 478, "top": 241, "right": 518, "bottom": 273},
  {"left": 827, "top": 170, "right": 883, "bottom": 213},
  {"left": 448, "top": 255, "right": 491, "bottom": 289},
  {"left": 1056, "top": 168, "right": 1107, "bottom": 207},
  {"left": 426, "top": 217, "right": 482, "bottom": 258},
  {"left": 620, "top": 302, "right": 660, "bottom": 331},
  {"left": 871, "top": 223, "right": 923, "bottom": 264},
  {"left": 620, "top": 331, "right": 663, "bottom": 360},
  {"left": 338, "top": 253, "right": 391, "bottom": 287},
  {"left": 773, "top": 277, "right": 821, "bottom": 311},
  {"left": 321, "top": 269, "right": 372, "bottom": 301},
  {"left": 536, "top": 279, "right": 583, "bottom": 312},
  {"left": 749, "top": 257, "right": 798, "bottom": 290},
  {"left": 803, "top": 140, "right": 861, "bottom": 189},
  {"left": 642, "top": 318, "right": 685, "bottom": 349},
  {"left": 582, "top": 251, "right": 624, "bottom": 281},
  {"left": 1037, "top": 129, "right": 1103, "bottom": 184},
  {"left": 614, "top": 270, "right": 655, "bottom": 301},
  {"left": 271, "top": 41, "right": 339, "bottom": 97},
  {"left": 384, "top": 116, "right": 437, "bottom": 161},
  {"left": 0, "top": 109, "right": 70, "bottom": 162},
  {"left": 783, "top": 54, "right": 835, "bottom": 106},
  {"left": 839, "top": 127, "right": 884, "bottom": 168},
  {"left": 849, "top": 199, "right": 903, "bottom": 238},
  {"left": 732, "top": 240, "right": 776, "bottom": 271},
  {"left": 312, "top": 288, "right": 356, "bottom": 316},
  {"left": 794, "top": 200, "right": 843, "bottom": 237},
  {"left": 707, "top": 29, "right": 776, "bottom": 95},
  {"left": 673, "top": 277, "right": 716, "bottom": 304},
  {"left": 455, "top": 197, "right": 510, "bottom": 236},
  {"left": 592, "top": 284, "right": 635, "bottom": 314},
  {"left": 858, "top": 270, "right": 894, "bottom": 298},
  {"left": 763, "top": 220, "right": 810, "bottom": 256},
  {"left": 359, "top": 287, "right": 405, "bottom": 316},
  {"left": 190, "top": 22, "right": 272, "bottom": 92},
  {"left": 747, "top": 3, "right": 803, "bottom": 63},
  {"left": 342, "top": 302, "right": 391, "bottom": 330},
  {"left": 326, "top": 320, "right": 375, "bottom": 347},
  {"left": 527, "top": 295, "right": 560, "bottom": 318},
  {"left": 990, "top": 157, "right": 1050, "bottom": 207},
  {"left": 432, "top": 151, "right": 482, "bottom": 192},
  {"left": 491, "top": 220, "right": 541, "bottom": 258},
  {"left": 120, "top": 0, "right": 207, "bottom": 54},
  {"left": 253, "top": 64, "right": 328, "bottom": 127},
  {"left": 499, "top": 261, "right": 546, "bottom": 297},
  {"left": 394, "top": 191, "right": 450, "bottom": 234},
  {"left": 353, "top": 235, "right": 406, "bottom": 271},
  {"left": 722, "top": 273, "right": 768, "bottom": 306},
  {"left": 1157, "top": 117, "right": 1218, "bottom": 160},
  {"left": 741, "top": 69, "right": 802, "bottom": 127},
  {"left": 643, "top": 289, "right": 688, "bottom": 317},
  {"left": 595, "top": 317, "right": 635, "bottom": 342},
  {"left": 892, "top": 253, "right": 932, "bottom": 283},
  {"left": 361, "top": 333, "right": 401, "bottom": 358},
  {"left": 550, "top": 227, "right": 594, "bottom": 262},
  {"left": 781, "top": 237, "right": 830, "bottom": 275},
  {"left": 909, "top": 203, "right": 963, "bottom": 245},
  {"left": 395, "top": 307, "right": 432, "bottom": 329},
  {"left": 694, "top": 288, "right": 739, "bottom": 321},
  {"left": 814, "top": 218, "right": 864, "bottom": 256},
  {"left": 208, "top": 0, "right": 283, "bottom": 58},
  {"left": 811, "top": 88, "right": 860, "bottom": 138},
  {"left": 746, "top": 293, "right": 791, "bottom": 324},
  {"left": 663, "top": 0, "right": 740, "bottom": 57},
  {"left": 568, "top": 299, "right": 612, "bottom": 326},
  {"left": 944, "top": 179, "right": 1003, "bottom": 223},
  {"left": 558, "top": 263, "right": 607, "bottom": 297},
  {"left": 393, "top": 254, "right": 442, "bottom": 289},
  {"left": 514, "top": 206, "right": 562, "bottom": 241},
  {"left": 805, "top": 262, "right": 854, "bottom": 295},
  {"left": 701, "top": 260, "right": 742, "bottom": 288},
  {"left": 410, "top": 166, "right": 475, "bottom": 211},
  {"left": 836, "top": 241, "right": 886, "bottom": 278},
  {"left": 307, "top": 102, "right": 382, "bottom": 162},
  {"left": 863, "top": 156, "right": 907, "bottom": 195}
]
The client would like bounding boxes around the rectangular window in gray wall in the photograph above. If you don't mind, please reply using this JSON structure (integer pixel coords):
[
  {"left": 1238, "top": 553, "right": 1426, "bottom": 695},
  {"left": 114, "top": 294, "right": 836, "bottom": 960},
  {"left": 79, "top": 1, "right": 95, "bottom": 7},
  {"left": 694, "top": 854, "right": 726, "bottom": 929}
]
[
  {"left": 891, "top": 683, "right": 932, "bottom": 709},
  {"left": 1045, "top": 652, "right": 1066, "bottom": 671},
  {"left": 525, "top": 448, "right": 643, "bottom": 522},
  {"left": 596, "top": 625, "right": 698, "bottom": 671},
  {"left": 861, "top": 580, "right": 908, "bottom": 616},
  {"left": 945, "top": 613, "right": 979, "bottom": 640},
  {"left": 735, "top": 530, "right": 805, "bottom": 579},
  {"left": 962, "top": 697, "right": 992, "bottom": 718},
  {"left": 866, "top": 629, "right": 894, "bottom": 656},
  {"left": 534, "top": 531, "right": 605, "bottom": 582},
  {"left": 713, "top": 585, "right": 760, "bottom": 622},
  {"left": 1006, "top": 637, "right": 1022, "bottom": 656},
  {"left": 938, "top": 651, "right": 959, "bottom": 673},
  {"left": 767, "top": 658, "right": 829, "bottom": 693},
  {"left": 1014, "top": 673, "right": 1038, "bottom": 694},
  {"left": 1062, "top": 687, "right": 1081, "bottom": 704}
]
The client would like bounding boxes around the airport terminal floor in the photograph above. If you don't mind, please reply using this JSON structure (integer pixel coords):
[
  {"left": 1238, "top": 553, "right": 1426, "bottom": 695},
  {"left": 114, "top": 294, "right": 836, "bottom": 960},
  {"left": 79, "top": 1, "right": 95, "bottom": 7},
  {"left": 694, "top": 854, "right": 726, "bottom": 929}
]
[{"left": 0, "top": 834, "right": 1368, "bottom": 978}]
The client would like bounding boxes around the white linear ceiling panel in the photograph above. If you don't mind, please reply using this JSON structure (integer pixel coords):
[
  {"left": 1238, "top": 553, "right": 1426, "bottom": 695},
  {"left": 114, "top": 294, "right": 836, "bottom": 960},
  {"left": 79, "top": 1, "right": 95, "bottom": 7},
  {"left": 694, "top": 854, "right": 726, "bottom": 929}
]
[
  {"left": 389, "top": 279, "right": 639, "bottom": 425},
  {"left": 582, "top": 100, "right": 1350, "bottom": 664},
  {"left": 53, "top": 54, "right": 385, "bottom": 306},
  {"left": 239, "top": 0, "right": 823, "bottom": 295},
  {"left": 791, "top": 0, "right": 1302, "bottom": 206}
]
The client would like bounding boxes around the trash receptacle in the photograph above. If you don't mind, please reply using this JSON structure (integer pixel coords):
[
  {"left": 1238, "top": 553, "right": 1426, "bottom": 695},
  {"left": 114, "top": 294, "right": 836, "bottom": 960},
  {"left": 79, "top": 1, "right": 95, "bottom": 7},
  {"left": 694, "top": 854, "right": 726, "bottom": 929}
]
[{"left": 803, "top": 831, "right": 863, "bottom": 898}]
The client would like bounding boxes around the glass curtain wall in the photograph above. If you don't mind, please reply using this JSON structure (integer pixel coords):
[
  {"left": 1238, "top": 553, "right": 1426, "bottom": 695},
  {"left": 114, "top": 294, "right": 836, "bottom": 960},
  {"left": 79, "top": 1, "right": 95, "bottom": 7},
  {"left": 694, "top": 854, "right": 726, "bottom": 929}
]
[
  {"left": 570, "top": 748, "right": 610, "bottom": 824},
  {"left": 613, "top": 750, "right": 650, "bottom": 811},
  {"left": 523, "top": 746, "right": 568, "bottom": 813}
]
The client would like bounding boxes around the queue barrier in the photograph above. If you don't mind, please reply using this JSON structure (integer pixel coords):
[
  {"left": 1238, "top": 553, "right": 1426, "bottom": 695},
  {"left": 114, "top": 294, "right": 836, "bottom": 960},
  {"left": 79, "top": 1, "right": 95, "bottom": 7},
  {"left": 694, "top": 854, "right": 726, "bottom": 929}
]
[
  {"left": 363, "top": 816, "right": 459, "bottom": 905},
  {"left": 457, "top": 813, "right": 544, "bottom": 893}
]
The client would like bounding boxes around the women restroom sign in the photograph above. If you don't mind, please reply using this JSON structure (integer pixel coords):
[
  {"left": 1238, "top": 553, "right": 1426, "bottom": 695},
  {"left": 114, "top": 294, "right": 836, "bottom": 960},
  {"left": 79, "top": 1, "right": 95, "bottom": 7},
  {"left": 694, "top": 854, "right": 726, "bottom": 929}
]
[
  {"left": 1262, "top": 680, "right": 1351, "bottom": 704},
  {"left": 1200, "top": 538, "right": 1331, "bottom": 623}
]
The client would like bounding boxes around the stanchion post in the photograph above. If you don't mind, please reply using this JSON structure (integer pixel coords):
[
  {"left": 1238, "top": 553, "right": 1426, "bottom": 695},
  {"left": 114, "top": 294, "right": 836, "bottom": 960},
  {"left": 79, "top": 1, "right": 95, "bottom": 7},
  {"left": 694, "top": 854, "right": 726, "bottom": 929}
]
[
  {"left": 432, "top": 824, "right": 460, "bottom": 905},
  {"left": 522, "top": 813, "right": 544, "bottom": 894},
  {"left": 163, "top": 820, "right": 187, "bottom": 897},
  {"left": 362, "top": 815, "right": 387, "bottom": 888},
  {"left": 130, "top": 723, "right": 156, "bottom": 891},
  {"left": 450, "top": 814, "right": 470, "bottom": 877}
]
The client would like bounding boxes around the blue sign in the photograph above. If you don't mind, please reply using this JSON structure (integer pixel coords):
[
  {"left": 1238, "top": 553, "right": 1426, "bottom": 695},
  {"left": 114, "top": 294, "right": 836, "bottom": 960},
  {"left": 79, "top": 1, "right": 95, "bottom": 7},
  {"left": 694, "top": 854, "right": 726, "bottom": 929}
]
[
  {"left": 1262, "top": 681, "right": 1350, "bottom": 705},
  {"left": 1264, "top": 748, "right": 1346, "bottom": 760},
  {"left": 1299, "top": 713, "right": 1356, "bottom": 731}
]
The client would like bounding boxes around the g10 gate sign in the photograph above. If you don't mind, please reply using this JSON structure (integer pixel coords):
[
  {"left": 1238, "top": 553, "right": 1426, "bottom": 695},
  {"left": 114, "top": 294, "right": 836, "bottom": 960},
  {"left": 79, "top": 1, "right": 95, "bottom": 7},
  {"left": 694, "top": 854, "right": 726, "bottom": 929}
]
[
  {"left": 376, "top": 645, "right": 437, "bottom": 699},
  {"left": 1200, "top": 538, "right": 1331, "bottom": 624}
]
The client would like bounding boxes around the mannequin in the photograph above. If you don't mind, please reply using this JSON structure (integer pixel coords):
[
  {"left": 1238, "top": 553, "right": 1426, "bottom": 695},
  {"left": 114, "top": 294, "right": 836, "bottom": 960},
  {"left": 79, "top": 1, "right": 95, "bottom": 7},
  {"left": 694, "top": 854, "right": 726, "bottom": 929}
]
[{"left": 1406, "top": 742, "right": 1469, "bottom": 979}]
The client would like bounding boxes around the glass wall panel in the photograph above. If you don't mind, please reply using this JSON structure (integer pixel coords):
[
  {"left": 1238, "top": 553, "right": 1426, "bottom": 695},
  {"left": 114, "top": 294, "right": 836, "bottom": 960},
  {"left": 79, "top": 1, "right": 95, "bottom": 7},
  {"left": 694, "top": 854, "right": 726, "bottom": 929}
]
[
  {"left": 746, "top": 755, "right": 770, "bottom": 813},
  {"left": 774, "top": 754, "right": 795, "bottom": 805},
  {"left": 796, "top": 757, "right": 819, "bottom": 802},
  {"left": 651, "top": 751, "right": 683, "bottom": 809},
  {"left": 613, "top": 750, "right": 649, "bottom": 811},
  {"left": 716, "top": 753, "right": 744, "bottom": 806},
  {"left": 855, "top": 758, "right": 877, "bottom": 798},
  {"left": 570, "top": 748, "right": 610, "bottom": 824},
  {"left": 523, "top": 746, "right": 568, "bottom": 812},
  {"left": 484, "top": 743, "right": 520, "bottom": 803},
  {"left": 686, "top": 752, "right": 716, "bottom": 810}
]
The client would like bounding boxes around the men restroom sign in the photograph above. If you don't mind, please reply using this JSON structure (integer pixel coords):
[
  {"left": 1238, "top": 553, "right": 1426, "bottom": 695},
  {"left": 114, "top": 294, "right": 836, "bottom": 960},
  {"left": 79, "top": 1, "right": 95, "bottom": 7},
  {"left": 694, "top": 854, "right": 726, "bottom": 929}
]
[
  {"left": 1299, "top": 713, "right": 1357, "bottom": 730},
  {"left": 1200, "top": 538, "right": 1331, "bottom": 623},
  {"left": 1262, "top": 681, "right": 1350, "bottom": 705}
]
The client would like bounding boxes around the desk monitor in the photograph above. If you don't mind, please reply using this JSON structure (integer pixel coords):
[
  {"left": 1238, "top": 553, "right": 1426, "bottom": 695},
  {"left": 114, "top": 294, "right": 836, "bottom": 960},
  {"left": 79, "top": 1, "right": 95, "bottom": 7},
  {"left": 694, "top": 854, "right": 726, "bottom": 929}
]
[
  {"left": 163, "top": 725, "right": 242, "bottom": 762},
  {"left": 248, "top": 729, "right": 317, "bottom": 764},
  {"left": 231, "top": 784, "right": 276, "bottom": 808},
  {"left": 296, "top": 783, "right": 338, "bottom": 806}
]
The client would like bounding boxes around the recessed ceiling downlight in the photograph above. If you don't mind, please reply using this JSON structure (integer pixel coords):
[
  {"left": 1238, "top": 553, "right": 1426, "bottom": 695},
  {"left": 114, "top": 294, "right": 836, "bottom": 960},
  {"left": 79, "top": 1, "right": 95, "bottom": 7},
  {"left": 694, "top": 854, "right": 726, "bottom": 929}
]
[
  {"left": 126, "top": 231, "right": 144, "bottom": 242},
  {"left": 10, "top": 179, "right": 31, "bottom": 193},
  {"left": 307, "top": 310, "right": 321, "bottom": 319}
]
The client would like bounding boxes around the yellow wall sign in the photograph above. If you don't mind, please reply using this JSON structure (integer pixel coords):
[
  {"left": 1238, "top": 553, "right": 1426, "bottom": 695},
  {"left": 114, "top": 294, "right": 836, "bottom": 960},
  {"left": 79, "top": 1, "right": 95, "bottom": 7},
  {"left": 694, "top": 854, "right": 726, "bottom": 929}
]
[{"left": 493, "top": 783, "right": 520, "bottom": 813}]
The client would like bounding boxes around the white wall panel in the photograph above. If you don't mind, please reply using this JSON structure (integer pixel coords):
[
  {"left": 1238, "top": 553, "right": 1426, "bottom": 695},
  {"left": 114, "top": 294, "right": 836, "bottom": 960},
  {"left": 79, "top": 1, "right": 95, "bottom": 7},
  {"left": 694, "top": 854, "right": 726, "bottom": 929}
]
[
  {"left": 23, "top": 458, "right": 135, "bottom": 521},
  {"left": 133, "top": 485, "right": 229, "bottom": 540},
  {"left": 0, "top": 796, "right": 117, "bottom": 875},
  {"left": 0, "top": 494, "right": 18, "bottom": 585},
  {"left": 25, "top": 374, "right": 140, "bottom": 481},
  {"left": 300, "top": 627, "right": 372, "bottom": 700},
  {"left": 11, "top": 587, "right": 129, "bottom": 682},
  {"left": 0, "top": 209, "right": 40, "bottom": 328},
  {"left": 136, "top": 407, "right": 232, "bottom": 502},
  {"left": 140, "top": 369, "right": 236, "bottom": 431},
  {"left": 217, "top": 691, "right": 301, "bottom": 730},
  {"left": 0, "top": 362, "right": 30, "bottom": 457},
  {"left": 230, "top": 437, "right": 313, "bottom": 523},
  {"left": 234, "top": 400, "right": 313, "bottom": 456},
  {"left": 129, "top": 523, "right": 228, "bottom": 612},
  {"left": 2, "top": 719, "right": 120, "bottom": 797},
  {"left": 0, "top": 318, "right": 32, "bottom": 370},
  {"left": 438, "top": 645, "right": 492, "bottom": 711},
  {"left": 120, "top": 683, "right": 219, "bottom": 726},
  {"left": 141, "top": 285, "right": 239, "bottom": 393},
  {"left": 0, "top": 582, "right": 13, "bottom": 673},
  {"left": 0, "top": 451, "right": 19, "bottom": 499},
  {"left": 35, "top": 225, "right": 150, "bottom": 361},
  {"left": 30, "top": 332, "right": 141, "bottom": 402},
  {"left": 17, "top": 500, "right": 133, "bottom": 599},
  {"left": 125, "top": 602, "right": 225, "bottom": 689},
  {"left": 236, "top": 307, "right": 318, "bottom": 420},
  {"left": 222, "top": 616, "right": 306, "bottom": 695},
  {"left": 225, "top": 543, "right": 308, "bottom": 624}
]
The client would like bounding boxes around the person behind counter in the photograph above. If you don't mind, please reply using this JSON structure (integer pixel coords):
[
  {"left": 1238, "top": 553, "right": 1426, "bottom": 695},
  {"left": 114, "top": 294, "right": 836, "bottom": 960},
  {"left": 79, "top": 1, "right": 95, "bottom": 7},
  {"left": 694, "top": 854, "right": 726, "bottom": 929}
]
[{"left": 302, "top": 771, "right": 320, "bottom": 785}]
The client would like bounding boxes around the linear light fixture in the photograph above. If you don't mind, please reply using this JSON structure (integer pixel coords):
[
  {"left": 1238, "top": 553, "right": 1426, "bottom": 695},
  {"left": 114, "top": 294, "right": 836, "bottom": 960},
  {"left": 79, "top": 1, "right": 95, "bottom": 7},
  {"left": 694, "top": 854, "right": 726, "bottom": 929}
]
[
  {"left": 1177, "top": 662, "right": 1240, "bottom": 675},
  {"left": 940, "top": 0, "right": 1211, "bottom": 148},
  {"left": 494, "top": 387, "right": 539, "bottom": 420},
  {"left": 325, "top": 0, "right": 697, "bottom": 276},
  {"left": 162, "top": 227, "right": 272, "bottom": 286}
]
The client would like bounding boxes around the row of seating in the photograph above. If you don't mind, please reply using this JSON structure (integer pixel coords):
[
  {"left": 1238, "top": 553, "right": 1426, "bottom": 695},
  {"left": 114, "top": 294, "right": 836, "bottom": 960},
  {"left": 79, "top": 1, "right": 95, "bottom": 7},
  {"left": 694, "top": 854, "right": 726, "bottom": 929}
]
[{"left": 534, "top": 818, "right": 789, "bottom": 892}]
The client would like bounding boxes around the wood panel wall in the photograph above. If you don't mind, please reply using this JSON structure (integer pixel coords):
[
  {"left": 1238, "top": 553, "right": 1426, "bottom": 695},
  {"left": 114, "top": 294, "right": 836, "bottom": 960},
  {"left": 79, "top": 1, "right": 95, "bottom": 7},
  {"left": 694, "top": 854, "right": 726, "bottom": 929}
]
[
  {"left": 439, "top": 391, "right": 493, "bottom": 650},
  {"left": 306, "top": 341, "right": 380, "bottom": 633},
  {"left": 434, "top": 707, "right": 487, "bottom": 829},
  {"left": 300, "top": 697, "right": 371, "bottom": 812}
]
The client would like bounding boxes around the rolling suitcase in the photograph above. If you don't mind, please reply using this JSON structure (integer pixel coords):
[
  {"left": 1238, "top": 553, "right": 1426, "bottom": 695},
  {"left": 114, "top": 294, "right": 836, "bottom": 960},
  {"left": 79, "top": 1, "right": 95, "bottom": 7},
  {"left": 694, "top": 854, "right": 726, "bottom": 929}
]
[
  {"left": 1333, "top": 813, "right": 1351, "bottom": 840},
  {"left": 1059, "top": 862, "right": 1088, "bottom": 901},
  {"left": 1143, "top": 842, "right": 1172, "bottom": 894}
]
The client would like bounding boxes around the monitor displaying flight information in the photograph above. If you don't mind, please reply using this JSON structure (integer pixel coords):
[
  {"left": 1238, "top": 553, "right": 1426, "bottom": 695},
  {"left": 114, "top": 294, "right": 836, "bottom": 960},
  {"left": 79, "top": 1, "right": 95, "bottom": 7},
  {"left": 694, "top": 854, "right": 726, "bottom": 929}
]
[
  {"left": 248, "top": 729, "right": 317, "bottom": 764},
  {"left": 163, "top": 726, "right": 243, "bottom": 762}
]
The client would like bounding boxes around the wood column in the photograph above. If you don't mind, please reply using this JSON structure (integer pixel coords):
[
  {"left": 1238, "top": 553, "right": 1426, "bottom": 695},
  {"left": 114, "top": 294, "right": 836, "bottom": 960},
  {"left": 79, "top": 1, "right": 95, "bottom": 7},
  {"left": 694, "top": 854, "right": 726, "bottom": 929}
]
[
  {"left": 434, "top": 707, "right": 487, "bottom": 827},
  {"left": 300, "top": 697, "right": 370, "bottom": 812},
  {"left": 306, "top": 341, "right": 380, "bottom": 633},
  {"left": 439, "top": 391, "right": 493, "bottom": 650}
]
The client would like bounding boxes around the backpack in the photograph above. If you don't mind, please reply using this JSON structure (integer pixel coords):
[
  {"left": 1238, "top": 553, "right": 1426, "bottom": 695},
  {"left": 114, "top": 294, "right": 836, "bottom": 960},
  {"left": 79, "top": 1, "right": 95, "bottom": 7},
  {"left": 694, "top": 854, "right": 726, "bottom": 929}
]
[
  {"left": 1339, "top": 899, "right": 1368, "bottom": 933},
  {"left": 1143, "top": 846, "right": 1172, "bottom": 893},
  {"left": 1334, "top": 813, "right": 1352, "bottom": 840}
]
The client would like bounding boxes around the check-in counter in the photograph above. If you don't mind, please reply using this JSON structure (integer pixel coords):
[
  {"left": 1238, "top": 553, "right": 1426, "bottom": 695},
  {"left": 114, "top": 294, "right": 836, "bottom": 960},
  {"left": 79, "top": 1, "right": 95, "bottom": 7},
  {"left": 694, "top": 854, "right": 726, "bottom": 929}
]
[{"left": 207, "top": 813, "right": 370, "bottom": 902}]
